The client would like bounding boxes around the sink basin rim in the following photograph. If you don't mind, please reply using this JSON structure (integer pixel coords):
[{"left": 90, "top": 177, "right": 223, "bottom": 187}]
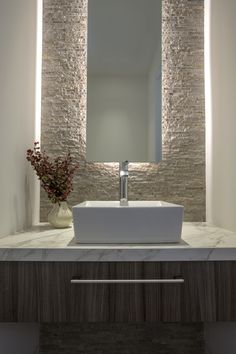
[{"left": 76, "top": 200, "right": 183, "bottom": 209}]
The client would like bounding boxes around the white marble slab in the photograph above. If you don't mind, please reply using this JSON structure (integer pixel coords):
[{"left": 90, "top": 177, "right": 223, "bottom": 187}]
[{"left": 0, "top": 222, "right": 236, "bottom": 261}]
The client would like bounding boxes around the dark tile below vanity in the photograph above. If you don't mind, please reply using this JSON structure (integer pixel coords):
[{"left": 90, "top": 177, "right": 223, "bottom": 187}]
[{"left": 39, "top": 323, "right": 204, "bottom": 354}]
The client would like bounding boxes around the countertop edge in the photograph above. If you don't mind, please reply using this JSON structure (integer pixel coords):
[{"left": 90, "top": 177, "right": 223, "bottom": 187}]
[{"left": 1, "top": 247, "right": 236, "bottom": 262}]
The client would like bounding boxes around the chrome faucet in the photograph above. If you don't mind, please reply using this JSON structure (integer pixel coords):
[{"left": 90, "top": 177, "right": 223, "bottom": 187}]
[{"left": 119, "top": 160, "right": 129, "bottom": 205}]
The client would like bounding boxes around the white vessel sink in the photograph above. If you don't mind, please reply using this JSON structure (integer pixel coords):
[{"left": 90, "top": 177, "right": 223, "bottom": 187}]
[{"left": 72, "top": 201, "right": 184, "bottom": 244}]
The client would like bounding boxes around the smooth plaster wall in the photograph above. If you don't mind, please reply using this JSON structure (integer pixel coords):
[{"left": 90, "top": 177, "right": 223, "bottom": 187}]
[
  {"left": 0, "top": 1, "right": 41, "bottom": 352},
  {"left": 0, "top": 0, "right": 39, "bottom": 236},
  {"left": 41, "top": 0, "right": 205, "bottom": 222},
  {"left": 205, "top": 0, "right": 236, "bottom": 352},
  {"left": 206, "top": 0, "right": 236, "bottom": 232},
  {"left": 87, "top": 76, "right": 148, "bottom": 162}
]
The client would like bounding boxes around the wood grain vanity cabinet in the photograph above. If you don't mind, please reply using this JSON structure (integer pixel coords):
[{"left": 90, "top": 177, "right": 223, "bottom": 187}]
[{"left": 0, "top": 261, "right": 235, "bottom": 323}]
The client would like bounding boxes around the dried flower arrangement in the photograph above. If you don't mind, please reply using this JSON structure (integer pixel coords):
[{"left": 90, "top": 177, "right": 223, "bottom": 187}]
[{"left": 26, "top": 142, "right": 79, "bottom": 204}]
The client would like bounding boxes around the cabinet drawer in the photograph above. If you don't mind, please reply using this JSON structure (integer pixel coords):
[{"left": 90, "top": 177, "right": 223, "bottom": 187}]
[
  {"left": 17, "top": 262, "right": 214, "bottom": 322},
  {"left": 1, "top": 261, "right": 235, "bottom": 322},
  {"left": 18, "top": 262, "right": 180, "bottom": 322}
]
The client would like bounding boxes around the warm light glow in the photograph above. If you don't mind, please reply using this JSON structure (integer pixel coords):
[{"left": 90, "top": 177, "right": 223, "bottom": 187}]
[
  {"left": 35, "top": 0, "right": 42, "bottom": 142},
  {"left": 204, "top": 0, "right": 212, "bottom": 223},
  {"left": 33, "top": 0, "right": 43, "bottom": 224}
]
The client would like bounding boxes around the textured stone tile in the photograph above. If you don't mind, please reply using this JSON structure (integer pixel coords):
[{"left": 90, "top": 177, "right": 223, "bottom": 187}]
[{"left": 41, "top": 0, "right": 205, "bottom": 222}]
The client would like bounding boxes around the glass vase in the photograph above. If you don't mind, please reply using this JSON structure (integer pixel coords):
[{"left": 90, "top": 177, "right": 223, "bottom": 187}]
[{"left": 48, "top": 201, "right": 72, "bottom": 228}]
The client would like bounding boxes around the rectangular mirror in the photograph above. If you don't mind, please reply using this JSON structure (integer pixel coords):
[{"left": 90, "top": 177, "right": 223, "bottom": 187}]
[{"left": 86, "top": 0, "right": 162, "bottom": 163}]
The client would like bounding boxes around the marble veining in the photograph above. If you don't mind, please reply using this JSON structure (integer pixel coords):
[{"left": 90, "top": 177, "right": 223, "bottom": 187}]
[{"left": 0, "top": 223, "right": 236, "bottom": 261}]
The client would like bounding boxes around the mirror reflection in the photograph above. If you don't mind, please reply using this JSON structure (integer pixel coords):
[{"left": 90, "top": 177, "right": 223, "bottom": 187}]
[{"left": 86, "top": 0, "right": 162, "bottom": 162}]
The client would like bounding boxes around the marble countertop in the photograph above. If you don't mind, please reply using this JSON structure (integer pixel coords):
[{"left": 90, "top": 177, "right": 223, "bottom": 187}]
[{"left": 0, "top": 222, "right": 236, "bottom": 261}]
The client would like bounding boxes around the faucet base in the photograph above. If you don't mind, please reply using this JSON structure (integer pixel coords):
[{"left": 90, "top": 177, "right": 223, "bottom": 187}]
[{"left": 120, "top": 199, "right": 129, "bottom": 206}]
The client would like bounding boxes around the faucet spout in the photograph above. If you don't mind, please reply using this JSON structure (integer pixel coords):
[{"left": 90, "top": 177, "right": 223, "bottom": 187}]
[{"left": 119, "top": 160, "right": 129, "bottom": 205}]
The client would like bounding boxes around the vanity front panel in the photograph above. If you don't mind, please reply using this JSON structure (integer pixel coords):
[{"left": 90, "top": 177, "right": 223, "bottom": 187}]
[{"left": 0, "top": 261, "right": 235, "bottom": 322}]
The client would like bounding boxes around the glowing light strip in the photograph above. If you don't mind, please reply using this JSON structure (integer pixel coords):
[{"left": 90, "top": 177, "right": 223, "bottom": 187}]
[
  {"left": 204, "top": 0, "right": 213, "bottom": 223},
  {"left": 35, "top": 0, "right": 42, "bottom": 142},
  {"left": 33, "top": 0, "right": 43, "bottom": 224}
]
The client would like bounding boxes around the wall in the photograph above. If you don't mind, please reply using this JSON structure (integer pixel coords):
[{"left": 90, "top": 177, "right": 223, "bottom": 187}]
[
  {"left": 87, "top": 76, "right": 148, "bottom": 161},
  {"left": 0, "top": 0, "right": 40, "bottom": 236},
  {"left": 41, "top": 0, "right": 205, "bottom": 222},
  {"left": 206, "top": 0, "right": 236, "bottom": 232},
  {"left": 205, "top": 1, "right": 236, "bottom": 353},
  {"left": 0, "top": 1, "right": 41, "bottom": 353}
]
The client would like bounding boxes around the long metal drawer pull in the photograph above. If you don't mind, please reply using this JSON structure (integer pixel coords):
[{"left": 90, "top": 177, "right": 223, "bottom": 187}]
[{"left": 71, "top": 279, "right": 184, "bottom": 284}]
